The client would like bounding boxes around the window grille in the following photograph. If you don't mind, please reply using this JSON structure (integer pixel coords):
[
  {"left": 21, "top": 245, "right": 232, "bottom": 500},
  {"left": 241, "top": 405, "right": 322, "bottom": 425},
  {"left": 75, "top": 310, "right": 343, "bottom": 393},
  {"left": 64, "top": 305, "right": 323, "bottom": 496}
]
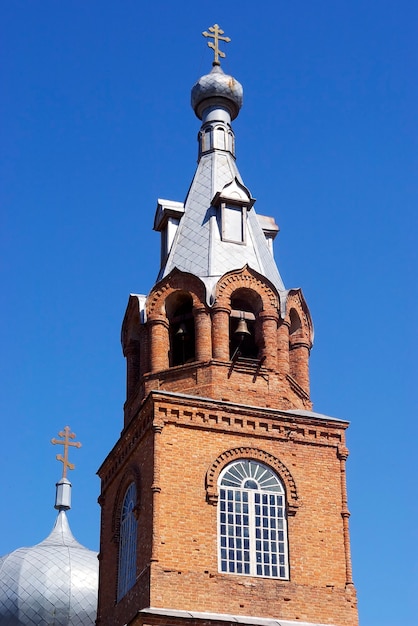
[
  {"left": 117, "top": 482, "right": 137, "bottom": 601},
  {"left": 218, "top": 460, "right": 289, "bottom": 579}
]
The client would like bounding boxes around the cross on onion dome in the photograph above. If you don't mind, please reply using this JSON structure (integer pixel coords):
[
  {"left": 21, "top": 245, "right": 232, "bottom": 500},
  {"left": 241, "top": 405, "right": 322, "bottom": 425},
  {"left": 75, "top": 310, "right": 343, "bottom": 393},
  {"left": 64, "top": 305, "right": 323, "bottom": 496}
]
[
  {"left": 202, "top": 24, "right": 231, "bottom": 66},
  {"left": 51, "top": 426, "right": 82, "bottom": 479}
]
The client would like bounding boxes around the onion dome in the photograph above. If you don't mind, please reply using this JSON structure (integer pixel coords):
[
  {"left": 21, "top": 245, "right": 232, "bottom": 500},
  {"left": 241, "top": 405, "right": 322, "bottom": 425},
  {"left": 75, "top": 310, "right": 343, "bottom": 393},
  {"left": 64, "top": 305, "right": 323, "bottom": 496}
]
[
  {"left": 191, "top": 64, "right": 243, "bottom": 120},
  {"left": 0, "top": 512, "right": 98, "bottom": 625},
  {"left": 0, "top": 427, "right": 99, "bottom": 625}
]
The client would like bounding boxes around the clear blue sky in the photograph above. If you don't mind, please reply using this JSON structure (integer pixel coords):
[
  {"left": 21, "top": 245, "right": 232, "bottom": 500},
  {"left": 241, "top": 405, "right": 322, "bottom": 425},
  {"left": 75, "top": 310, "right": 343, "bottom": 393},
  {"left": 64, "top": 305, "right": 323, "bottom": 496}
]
[{"left": 1, "top": 2, "right": 417, "bottom": 624}]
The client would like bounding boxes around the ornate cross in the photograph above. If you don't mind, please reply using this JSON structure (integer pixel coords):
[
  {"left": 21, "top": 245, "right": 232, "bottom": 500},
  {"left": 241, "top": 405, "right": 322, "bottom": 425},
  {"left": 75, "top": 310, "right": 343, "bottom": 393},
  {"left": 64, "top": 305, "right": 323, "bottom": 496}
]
[
  {"left": 51, "top": 426, "right": 82, "bottom": 478},
  {"left": 202, "top": 24, "right": 231, "bottom": 66}
]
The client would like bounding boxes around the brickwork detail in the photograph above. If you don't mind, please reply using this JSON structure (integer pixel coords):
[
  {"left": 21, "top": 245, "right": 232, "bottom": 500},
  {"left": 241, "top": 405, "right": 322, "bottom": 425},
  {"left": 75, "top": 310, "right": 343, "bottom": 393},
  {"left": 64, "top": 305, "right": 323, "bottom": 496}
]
[
  {"left": 215, "top": 265, "right": 279, "bottom": 313},
  {"left": 284, "top": 289, "right": 313, "bottom": 346},
  {"left": 146, "top": 269, "right": 207, "bottom": 319},
  {"left": 100, "top": 405, "right": 154, "bottom": 490},
  {"left": 205, "top": 446, "right": 299, "bottom": 513},
  {"left": 155, "top": 397, "right": 343, "bottom": 447}
]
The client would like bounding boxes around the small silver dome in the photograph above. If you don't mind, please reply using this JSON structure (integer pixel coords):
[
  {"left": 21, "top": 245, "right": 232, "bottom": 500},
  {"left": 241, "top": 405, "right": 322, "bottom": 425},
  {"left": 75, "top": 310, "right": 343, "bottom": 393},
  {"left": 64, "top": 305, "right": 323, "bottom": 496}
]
[
  {"left": 191, "top": 64, "right": 243, "bottom": 120},
  {"left": 0, "top": 511, "right": 98, "bottom": 625}
]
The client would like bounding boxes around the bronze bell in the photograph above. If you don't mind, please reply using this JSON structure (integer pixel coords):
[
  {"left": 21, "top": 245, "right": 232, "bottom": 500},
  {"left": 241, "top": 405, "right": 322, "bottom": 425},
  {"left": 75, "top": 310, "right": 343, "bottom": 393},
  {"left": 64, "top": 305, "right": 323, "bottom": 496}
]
[
  {"left": 235, "top": 318, "right": 251, "bottom": 338},
  {"left": 175, "top": 323, "right": 188, "bottom": 339}
]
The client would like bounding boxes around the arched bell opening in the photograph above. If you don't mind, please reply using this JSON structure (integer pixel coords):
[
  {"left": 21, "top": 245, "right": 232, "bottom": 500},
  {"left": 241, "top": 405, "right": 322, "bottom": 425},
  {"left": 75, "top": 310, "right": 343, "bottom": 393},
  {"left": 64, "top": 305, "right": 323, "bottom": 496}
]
[
  {"left": 229, "top": 289, "right": 262, "bottom": 360},
  {"left": 165, "top": 291, "right": 196, "bottom": 367}
]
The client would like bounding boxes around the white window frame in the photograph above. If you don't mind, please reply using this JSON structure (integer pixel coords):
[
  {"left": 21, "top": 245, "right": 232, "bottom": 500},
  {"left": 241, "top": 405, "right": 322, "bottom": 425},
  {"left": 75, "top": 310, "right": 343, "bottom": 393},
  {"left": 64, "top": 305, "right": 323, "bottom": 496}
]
[
  {"left": 218, "top": 460, "right": 289, "bottom": 579},
  {"left": 221, "top": 202, "right": 247, "bottom": 244}
]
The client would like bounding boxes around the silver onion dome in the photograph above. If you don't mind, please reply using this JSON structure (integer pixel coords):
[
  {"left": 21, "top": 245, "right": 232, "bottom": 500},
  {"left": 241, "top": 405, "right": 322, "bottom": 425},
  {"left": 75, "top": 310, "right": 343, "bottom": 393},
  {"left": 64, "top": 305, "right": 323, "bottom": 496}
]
[
  {"left": 0, "top": 511, "right": 99, "bottom": 625},
  {"left": 0, "top": 428, "right": 98, "bottom": 625},
  {"left": 191, "top": 64, "right": 243, "bottom": 120}
]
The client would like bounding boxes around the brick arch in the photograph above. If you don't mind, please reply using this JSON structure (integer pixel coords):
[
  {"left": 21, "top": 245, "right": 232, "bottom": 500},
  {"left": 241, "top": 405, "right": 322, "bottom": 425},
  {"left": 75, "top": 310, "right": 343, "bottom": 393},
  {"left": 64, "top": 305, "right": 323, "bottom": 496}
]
[
  {"left": 214, "top": 266, "right": 279, "bottom": 314},
  {"left": 289, "top": 308, "right": 303, "bottom": 338},
  {"left": 146, "top": 269, "right": 207, "bottom": 319},
  {"left": 111, "top": 465, "right": 141, "bottom": 540},
  {"left": 285, "top": 289, "right": 313, "bottom": 347},
  {"left": 205, "top": 447, "right": 299, "bottom": 515}
]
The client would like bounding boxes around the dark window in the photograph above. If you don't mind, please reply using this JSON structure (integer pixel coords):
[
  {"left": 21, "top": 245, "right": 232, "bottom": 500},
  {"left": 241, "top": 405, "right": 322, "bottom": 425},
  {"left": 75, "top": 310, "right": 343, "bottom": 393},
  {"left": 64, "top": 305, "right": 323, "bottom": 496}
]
[{"left": 166, "top": 292, "right": 196, "bottom": 366}]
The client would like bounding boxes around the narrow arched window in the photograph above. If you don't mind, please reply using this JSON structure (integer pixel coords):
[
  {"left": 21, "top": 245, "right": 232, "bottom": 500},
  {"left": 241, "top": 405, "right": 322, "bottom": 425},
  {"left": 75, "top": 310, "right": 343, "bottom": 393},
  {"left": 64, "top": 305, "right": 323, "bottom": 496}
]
[
  {"left": 117, "top": 482, "right": 137, "bottom": 601},
  {"left": 228, "top": 130, "right": 235, "bottom": 155},
  {"left": 166, "top": 291, "right": 196, "bottom": 366},
  {"left": 202, "top": 127, "right": 212, "bottom": 151},
  {"left": 218, "top": 460, "right": 289, "bottom": 579},
  {"left": 289, "top": 308, "right": 303, "bottom": 381},
  {"left": 215, "top": 126, "right": 226, "bottom": 150}
]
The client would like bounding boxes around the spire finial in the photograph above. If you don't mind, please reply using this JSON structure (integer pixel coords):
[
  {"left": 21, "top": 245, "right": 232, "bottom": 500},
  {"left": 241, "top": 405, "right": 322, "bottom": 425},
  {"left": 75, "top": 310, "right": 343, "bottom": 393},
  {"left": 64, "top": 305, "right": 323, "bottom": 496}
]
[
  {"left": 51, "top": 426, "right": 82, "bottom": 479},
  {"left": 202, "top": 24, "right": 231, "bottom": 66}
]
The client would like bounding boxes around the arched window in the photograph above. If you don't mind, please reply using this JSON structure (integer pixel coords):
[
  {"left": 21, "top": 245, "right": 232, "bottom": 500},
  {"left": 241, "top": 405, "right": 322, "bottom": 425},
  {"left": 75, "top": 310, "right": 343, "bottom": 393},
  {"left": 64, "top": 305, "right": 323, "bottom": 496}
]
[
  {"left": 117, "top": 482, "right": 137, "bottom": 601},
  {"left": 218, "top": 460, "right": 289, "bottom": 579}
]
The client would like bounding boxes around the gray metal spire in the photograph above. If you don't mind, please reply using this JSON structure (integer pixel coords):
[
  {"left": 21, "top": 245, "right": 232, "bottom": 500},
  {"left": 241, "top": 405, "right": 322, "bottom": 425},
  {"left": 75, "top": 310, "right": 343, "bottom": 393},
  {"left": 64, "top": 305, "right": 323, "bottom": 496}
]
[{"left": 154, "top": 54, "right": 286, "bottom": 303}]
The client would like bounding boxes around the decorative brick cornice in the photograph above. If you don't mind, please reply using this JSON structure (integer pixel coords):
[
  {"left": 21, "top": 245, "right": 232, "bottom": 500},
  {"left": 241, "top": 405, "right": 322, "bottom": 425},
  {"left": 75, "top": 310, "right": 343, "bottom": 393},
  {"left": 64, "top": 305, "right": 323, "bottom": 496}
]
[
  {"left": 205, "top": 447, "right": 299, "bottom": 514},
  {"left": 152, "top": 390, "right": 346, "bottom": 446}
]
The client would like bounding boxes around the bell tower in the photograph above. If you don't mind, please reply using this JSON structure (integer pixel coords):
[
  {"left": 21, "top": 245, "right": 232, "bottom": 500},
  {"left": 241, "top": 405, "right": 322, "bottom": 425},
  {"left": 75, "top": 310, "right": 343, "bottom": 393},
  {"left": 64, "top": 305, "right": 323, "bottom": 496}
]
[{"left": 97, "top": 26, "right": 358, "bottom": 626}]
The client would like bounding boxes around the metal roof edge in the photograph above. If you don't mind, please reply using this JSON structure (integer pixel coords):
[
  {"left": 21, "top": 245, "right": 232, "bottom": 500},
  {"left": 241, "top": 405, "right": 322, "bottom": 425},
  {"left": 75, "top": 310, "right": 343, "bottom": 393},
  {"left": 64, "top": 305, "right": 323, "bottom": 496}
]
[{"left": 140, "top": 607, "right": 337, "bottom": 626}]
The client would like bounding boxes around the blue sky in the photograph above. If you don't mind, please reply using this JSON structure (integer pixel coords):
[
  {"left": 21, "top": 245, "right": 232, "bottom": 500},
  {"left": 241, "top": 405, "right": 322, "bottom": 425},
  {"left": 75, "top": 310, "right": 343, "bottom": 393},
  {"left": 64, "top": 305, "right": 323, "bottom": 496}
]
[{"left": 1, "top": 2, "right": 417, "bottom": 624}]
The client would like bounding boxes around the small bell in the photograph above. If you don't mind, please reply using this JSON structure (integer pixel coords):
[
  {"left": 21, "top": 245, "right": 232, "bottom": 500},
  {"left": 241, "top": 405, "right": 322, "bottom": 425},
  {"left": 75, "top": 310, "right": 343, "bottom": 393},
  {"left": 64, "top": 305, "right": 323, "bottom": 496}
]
[
  {"left": 235, "top": 318, "right": 251, "bottom": 338},
  {"left": 175, "top": 323, "right": 188, "bottom": 339}
]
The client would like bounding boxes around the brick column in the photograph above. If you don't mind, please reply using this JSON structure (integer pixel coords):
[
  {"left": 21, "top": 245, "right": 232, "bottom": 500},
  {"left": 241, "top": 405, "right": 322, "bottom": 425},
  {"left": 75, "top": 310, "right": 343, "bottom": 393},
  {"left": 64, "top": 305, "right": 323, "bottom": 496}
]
[
  {"left": 139, "top": 323, "right": 149, "bottom": 376},
  {"left": 124, "top": 340, "right": 141, "bottom": 400},
  {"left": 259, "top": 311, "right": 279, "bottom": 370},
  {"left": 194, "top": 305, "right": 212, "bottom": 361},
  {"left": 151, "top": 424, "right": 163, "bottom": 563},
  {"left": 277, "top": 320, "right": 290, "bottom": 374},
  {"left": 289, "top": 340, "right": 311, "bottom": 395},
  {"left": 211, "top": 305, "right": 231, "bottom": 361},
  {"left": 338, "top": 446, "right": 355, "bottom": 589},
  {"left": 148, "top": 316, "right": 169, "bottom": 372}
]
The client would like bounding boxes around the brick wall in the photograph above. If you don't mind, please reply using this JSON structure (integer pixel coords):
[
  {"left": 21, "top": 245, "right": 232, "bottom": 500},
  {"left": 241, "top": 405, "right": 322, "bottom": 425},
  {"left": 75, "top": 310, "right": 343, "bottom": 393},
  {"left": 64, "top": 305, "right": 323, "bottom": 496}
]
[{"left": 97, "top": 393, "right": 358, "bottom": 626}]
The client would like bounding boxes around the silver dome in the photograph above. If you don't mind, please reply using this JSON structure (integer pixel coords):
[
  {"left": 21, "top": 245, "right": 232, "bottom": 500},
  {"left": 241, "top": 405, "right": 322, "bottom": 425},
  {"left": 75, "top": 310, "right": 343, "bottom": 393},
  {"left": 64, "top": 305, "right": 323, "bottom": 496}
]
[
  {"left": 191, "top": 64, "right": 243, "bottom": 120},
  {"left": 0, "top": 511, "right": 98, "bottom": 625}
]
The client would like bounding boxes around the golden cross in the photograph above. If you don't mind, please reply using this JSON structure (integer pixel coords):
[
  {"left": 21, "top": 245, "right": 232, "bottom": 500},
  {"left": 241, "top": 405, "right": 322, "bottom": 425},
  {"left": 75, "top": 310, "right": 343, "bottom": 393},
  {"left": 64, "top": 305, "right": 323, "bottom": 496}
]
[
  {"left": 202, "top": 24, "right": 231, "bottom": 66},
  {"left": 51, "top": 426, "right": 82, "bottom": 479}
]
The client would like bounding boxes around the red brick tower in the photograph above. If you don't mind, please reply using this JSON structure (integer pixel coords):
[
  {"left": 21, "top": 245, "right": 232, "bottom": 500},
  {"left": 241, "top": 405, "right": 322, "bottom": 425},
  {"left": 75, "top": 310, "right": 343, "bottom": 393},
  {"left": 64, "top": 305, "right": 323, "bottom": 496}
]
[{"left": 97, "top": 27, "right": 358, "bottom": 626}]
